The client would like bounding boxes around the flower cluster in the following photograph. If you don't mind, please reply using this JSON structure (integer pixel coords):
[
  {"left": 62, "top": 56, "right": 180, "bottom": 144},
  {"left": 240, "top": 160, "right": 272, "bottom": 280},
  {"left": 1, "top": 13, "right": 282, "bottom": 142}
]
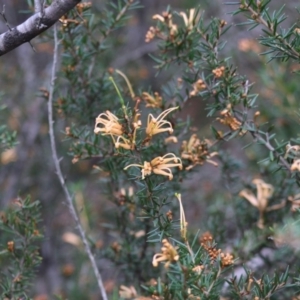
[
  {"left": 7, "top": 241, "right": 14, "bottom": 252},
  {"left": 124, "top": 153, "right": 182, "bottom": 180},
  {"left": 199, "top": 232, "right": 234, "bottom": 267},
  {"left": 239, "top": 179, "right": 275, "bottom": 228},
  {"left": 180, "top": 8, "right": 197, "bottom": 31},
  {"left": 152, "top": 239, "right": 179, "bottom": 268},
  {"left": 220, "top": 252, "right": 234, "bottom": 267},
  {"left": 217, "top": 105, "right": 242, "bottom": 132},
  {"left": 180, "top": 134, "right": 218, "bottom": 170},
  {"left": 145, "top": 8, "right": 199, "bottom": 43},
  {"left": 152, "top": 11, "right": 178, "bottom": 38},
  {"left": 190, "top": 79, "right": 206, "bottom": 97},
  {"left": 145, "top": 26, "right": 157, "bottom": 42},
  {"left": 94, "top": 105, "right": 178, "bottom": 150},
  {"left": 142, "top": 91, "right": 163, "bottom": 108},
  {"left": 94, "top": 111, "right": 124, "bottom": 136},
  {"left": 146, "top": 107, "right": 177, "bottom": 139},
  {"left": 94, "top": 110, "right": 141, "bottom": 150},
  {"left": 212, "top": 66, "right": 225, "bottom": 78}
]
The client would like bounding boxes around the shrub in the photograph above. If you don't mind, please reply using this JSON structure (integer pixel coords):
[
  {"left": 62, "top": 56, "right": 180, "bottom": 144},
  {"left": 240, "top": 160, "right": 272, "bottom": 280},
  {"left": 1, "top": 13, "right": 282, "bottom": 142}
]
[{"left": 2, "top": 0, "right": 300, "bottom": 299}]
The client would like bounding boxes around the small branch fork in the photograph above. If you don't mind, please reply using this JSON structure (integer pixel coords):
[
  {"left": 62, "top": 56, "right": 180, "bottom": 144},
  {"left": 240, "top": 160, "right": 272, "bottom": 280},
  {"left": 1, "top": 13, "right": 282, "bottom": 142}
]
[
  {"left": 47, "top": 24, "right": 108, "bottom": 300},
  {"left": 0, "top": 0, "right": 81, "bottom": 56}
]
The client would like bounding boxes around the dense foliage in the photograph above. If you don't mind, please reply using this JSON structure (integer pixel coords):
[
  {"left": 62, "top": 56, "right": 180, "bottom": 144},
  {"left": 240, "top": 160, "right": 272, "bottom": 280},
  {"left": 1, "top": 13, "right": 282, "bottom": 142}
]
[{"left": 2, "top": 0, "right": 300, "bottom": 299}]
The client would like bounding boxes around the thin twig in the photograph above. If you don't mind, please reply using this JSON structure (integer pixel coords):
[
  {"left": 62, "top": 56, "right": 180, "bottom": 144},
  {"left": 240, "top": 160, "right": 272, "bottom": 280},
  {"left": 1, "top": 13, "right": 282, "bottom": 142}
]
[
  {"left": 244, "top": 2, "right": 300, "bottom": 60},
  {"left": 0, "top": 5, "right": 12, "bottom": 31},
  {"left": 249, "top": 129, "right": 291, "bottom": 172},
  {"left": 0, "top": 4, "right": 36, "bottom": 52},
  {"left": 47, "top": 24, "right": 108, "bottom": 300}
]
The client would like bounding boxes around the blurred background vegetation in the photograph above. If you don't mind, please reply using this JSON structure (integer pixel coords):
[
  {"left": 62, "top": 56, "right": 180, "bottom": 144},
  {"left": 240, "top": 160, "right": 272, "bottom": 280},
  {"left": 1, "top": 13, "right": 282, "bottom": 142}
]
[{"left": 1, "top": 0, "right": 300, "bottom": 299}]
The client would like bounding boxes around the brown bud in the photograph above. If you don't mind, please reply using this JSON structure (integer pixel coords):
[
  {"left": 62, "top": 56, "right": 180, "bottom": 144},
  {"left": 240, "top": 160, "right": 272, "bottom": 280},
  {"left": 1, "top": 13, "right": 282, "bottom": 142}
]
[{"left": 7, "top": 241, "right": 14, "bottom": 252}]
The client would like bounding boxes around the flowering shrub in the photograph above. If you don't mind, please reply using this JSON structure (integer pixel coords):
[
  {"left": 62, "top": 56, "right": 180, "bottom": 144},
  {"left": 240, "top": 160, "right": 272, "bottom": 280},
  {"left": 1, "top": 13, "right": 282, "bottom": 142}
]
[{"left": 3, "top": 0, "right": 300, "bottom": 299}]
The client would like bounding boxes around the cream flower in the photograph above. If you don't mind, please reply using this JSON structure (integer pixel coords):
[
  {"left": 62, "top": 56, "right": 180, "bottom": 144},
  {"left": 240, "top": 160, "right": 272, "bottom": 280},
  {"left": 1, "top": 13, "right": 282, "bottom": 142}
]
[
  {"left": 180, "top": 134, "right": 218, "bottom": 170},
  {"left": 217, "top": 106, "right": 242, "bottom": 131},
  {"left": 146, "top": 107, "right": 178, "bottom": 138},
  {"left": 152, "top": 12, "right": 178, "bottom": 36},
  {"left": 94, "top": 111, "right": 123, "bottom": 136},
  {"left": 285, "top": 144, "right": 300, "bottom": 159},
  {"left": 142, "top": 91, "right": 163, "bottom": 108},
  {"left": 239, "top": 179, "right": 274, "bottom": 228},
  {"left": 291, "top": 159, "right": 300, "bottom": 172},
  {"left": 179, "top": 8, "right": 196, "bottom": 30},
  {"left": 152, "top": 239, "right": 179, "bottom": 268},
  {"left": 124, "top": 153, "right": 182, "bottom": 180},
  {"left": 119, "top": 285, "right": 137, "bottom": 299},
  {"left": 115, "top": 135, "right": 134, "bottom": 150}
]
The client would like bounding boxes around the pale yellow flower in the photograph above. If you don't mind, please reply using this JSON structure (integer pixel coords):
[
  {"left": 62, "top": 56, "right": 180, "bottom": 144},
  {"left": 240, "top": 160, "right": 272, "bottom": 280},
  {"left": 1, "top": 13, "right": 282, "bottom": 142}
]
[
  {"left": 239, "top": 179, "right": 274, "bottom": 228},
  {"left": 190, "top": 79, "right": 206, "bottom": 96},
  {"left": 142, "top": 92, "right": 163, "bottom": 108},
  {"left": 145, "top": 26, "right": 156, "bottom": 42},
  {"left": 285, "top": 143, "right": 300, "bottom": 159},
  {"left": 152, "top": 239, "right": 179, "bottom": 268},
  {"left": 179, "top": 8, "right": 196, "bottom": 30},
  {"left": 192, "top": 265, "right": 204, "bottom": 275},
  {"left": 115, "top": 135, "right": 134, "bottom": 150},
  {"left": 153, "top": 12, "right": 178, "bottom": 36},
  {"left": 152, "top": 14, "right": 165, "bottom": 23},
  {"left": 291, "top": 159, "right": 300, "bottom": 172},
  {"left": 94, "top": 111, "right": 123, "bottom": 136},
  {"left": 239, "top": 179, "right": 274, "bottom": 211},
  {"left": 124, "top": 153, "right": 182, "bottom": 180},
  {"left": 217, "top": 105, "right": 242, "bottom": 131},
  {"left": 146, "top": 107, "right": 178, "bottom": 138},
  {"left": 180, "top": 134, "right": 218, "bottom": 170},
  {"left": 119, "top": 285, "right": 137, "bottom": 299},
  {"left": 220, "top": 252, "right": 234, "bottom": 267},
  {"left": 120, "top": 186, "right": 134, "bottom": 198},
  {"left": 212, "top": 66, "right": 225, "bottom": 78}
]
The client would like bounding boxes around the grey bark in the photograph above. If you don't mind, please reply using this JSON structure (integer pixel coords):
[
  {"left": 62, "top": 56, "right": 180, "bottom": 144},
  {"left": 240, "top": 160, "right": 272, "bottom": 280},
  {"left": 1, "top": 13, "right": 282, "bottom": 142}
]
[{"left": 0, "top": 0, "right": 81, "bottom": 56}]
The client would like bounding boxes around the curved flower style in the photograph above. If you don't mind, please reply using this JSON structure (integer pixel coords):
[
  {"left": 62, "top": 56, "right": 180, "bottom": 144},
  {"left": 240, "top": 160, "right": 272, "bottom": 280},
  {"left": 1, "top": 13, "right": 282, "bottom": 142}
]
[
  {"left": 115, "top": 135, "right": 134, "bottom": 150},
  {"left": 152, "top": 12, "right": 178, "bottom": 36},
  {"left": 179, "top": 8, "right": 196, "bottom": 31},
  {"left": 152, "top": 239, "right": 179, "bottom": 268},
  {"left": 124, "top": 153, "right": 182, "bottom": 180},
  {"left": 146, "top": 106, "right": 178, "bottom": 138},
  {"left": 94, "top": 111, "right": 123, "bottom": 136}
]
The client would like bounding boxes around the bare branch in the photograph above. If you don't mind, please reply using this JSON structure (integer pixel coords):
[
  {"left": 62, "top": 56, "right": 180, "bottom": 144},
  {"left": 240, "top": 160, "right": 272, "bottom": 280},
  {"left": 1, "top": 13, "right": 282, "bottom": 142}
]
[
  {"left": 47, "top": 24, "right": 108, "bottom": 300},
  {"left": 0, "top": 0, "right": 81, "bottom": 56}
]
